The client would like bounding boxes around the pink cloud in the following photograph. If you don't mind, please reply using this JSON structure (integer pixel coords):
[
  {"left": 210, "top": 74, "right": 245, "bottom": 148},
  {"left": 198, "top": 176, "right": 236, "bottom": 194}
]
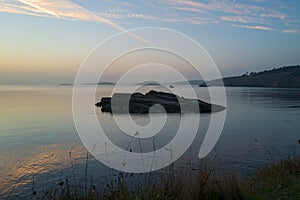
[
  {"left": 232, "top": 24, "right": 275, "bottom": 31},
  {"left": 0, "top": 0, "right": 298, "bottom": 33},
  {"left": 0, "top": 0, "right": 151, "bottom": 44}
]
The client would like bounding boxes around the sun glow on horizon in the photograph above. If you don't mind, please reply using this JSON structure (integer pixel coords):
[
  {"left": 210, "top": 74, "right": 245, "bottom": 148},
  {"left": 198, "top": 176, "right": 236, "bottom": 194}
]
[{"left": 0, "top": 0, "right": 299, "bottom": 84}]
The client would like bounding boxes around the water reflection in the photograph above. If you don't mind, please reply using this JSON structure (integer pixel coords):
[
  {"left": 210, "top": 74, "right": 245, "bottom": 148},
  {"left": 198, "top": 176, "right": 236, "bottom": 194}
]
[
  {"left": 0, "top": 85, "right": 300, "bottom": 198},
  {"left": 0, "top": 143, "right": 88, "bottom": 197}
]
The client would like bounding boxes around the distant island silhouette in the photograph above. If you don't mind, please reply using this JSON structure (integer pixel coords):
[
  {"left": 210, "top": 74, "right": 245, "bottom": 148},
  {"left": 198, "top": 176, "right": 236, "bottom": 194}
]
[
  {"left": 83, "top": 81, "right": 116, "bottom": 86},
  {"left": 134, "top": 81, "right": 161, "bottom": 86},
  {"left": 60, "top": 65, "right": 300, "bottom": 88},
  {"left": 58, "top": 83, "right": 73, "bottom": 86},
  {"left": 172, "top": 80, "right": 204, "bottom": 85},
  {"left": 135, "top": 80, "right": 204, "bottom": 86},
  {"left": 201, "top": 65, "right": 300, "bottom": 88}
]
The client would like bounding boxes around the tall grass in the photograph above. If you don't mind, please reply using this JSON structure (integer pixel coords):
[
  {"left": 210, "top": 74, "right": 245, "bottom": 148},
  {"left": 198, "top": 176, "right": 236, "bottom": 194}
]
[
  {"left": 6, "top": 140, "right": 300, "bottom": 200},
  {"left": 31, "top": 154, "right": 299, "bottom": 200}
]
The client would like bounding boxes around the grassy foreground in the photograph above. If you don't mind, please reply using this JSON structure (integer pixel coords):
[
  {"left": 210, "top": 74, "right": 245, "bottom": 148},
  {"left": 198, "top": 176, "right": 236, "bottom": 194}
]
[
  {"left": 40, "top": 156, "right": 300, "bottom": 200},
  {"left": 244, "top": 157, "right": 300, "bottom": 200}
]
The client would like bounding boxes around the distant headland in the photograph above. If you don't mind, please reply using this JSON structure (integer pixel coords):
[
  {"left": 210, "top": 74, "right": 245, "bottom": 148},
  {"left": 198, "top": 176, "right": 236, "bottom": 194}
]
[{"left": 201, "top": 65, "right": 300, "bottom": 88}]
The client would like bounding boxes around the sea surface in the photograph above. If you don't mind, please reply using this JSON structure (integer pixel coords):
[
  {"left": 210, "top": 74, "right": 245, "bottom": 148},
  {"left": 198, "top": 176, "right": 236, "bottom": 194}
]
[{"left": 1, "top": 85, "right": 300, "bottom": 198}]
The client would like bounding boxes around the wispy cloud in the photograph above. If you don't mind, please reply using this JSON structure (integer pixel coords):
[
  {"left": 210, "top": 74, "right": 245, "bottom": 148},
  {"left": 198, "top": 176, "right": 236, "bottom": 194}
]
[
  {"left": 221, "top": 15, "right": 268, "bottom": 24},
  {"left": 170, "top": 6, "right": 207, "bottom": 14},
  {"left": 0, "top": 0, "right": 151, "bottom": 43},
  {"left": 167, "top": 0, "right": 260, "bottom": 15},
  {"left": 165, "top": 0, "right": 297, "bottom": 32},
  {"left": 0, "top": 0, "right": 299, "bottom": 34},
  {"left": 0, "top": 0, "right": 108, "bottom": 22},
  {"left": 282, "top": 29, "right": 299, "bottom": 34},
  {"left": 232, "top": 24, "right": 275, "bottom": 31},
  {"left": 260, "top": 12, "right": 286, "bottom": 20}
]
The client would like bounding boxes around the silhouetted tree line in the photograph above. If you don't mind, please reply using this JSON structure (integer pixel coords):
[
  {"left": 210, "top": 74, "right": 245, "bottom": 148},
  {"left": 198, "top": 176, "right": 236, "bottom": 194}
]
[{"left": 242, "top": 65, "right": 300, "bottom": 77}]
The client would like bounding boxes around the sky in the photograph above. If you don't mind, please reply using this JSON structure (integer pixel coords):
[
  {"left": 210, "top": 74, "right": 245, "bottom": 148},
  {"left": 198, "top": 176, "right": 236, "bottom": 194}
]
[{"left": 0, "top": 0, "right": 300, "bottom": 84}]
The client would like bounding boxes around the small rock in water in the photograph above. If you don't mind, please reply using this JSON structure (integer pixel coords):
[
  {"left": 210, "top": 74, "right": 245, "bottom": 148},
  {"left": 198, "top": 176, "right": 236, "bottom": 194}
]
[{"left": 298, "top": 139, "right": 300, "bottom": 144}]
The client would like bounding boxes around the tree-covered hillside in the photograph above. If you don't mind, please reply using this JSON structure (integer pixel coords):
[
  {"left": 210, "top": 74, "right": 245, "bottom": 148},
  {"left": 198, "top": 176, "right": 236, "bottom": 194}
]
[{"left": 203, "top": 65, "right": 300, "bottom": 88}]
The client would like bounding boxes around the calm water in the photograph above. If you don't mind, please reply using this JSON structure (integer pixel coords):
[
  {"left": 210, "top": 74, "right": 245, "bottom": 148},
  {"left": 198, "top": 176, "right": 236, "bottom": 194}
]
[{"left": 1, "top": 85, "right": 300, "bottom": 198}]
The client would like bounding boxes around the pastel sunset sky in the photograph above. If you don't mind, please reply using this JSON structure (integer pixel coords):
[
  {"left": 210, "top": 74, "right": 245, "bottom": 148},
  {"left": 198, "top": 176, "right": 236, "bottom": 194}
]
[{"left": 1, "top": 0, "right": 299, "bottom": 84}]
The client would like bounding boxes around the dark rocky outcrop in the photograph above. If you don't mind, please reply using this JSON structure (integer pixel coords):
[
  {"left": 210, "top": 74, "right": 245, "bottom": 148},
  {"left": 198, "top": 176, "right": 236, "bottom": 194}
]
[{"left": 95, "top": 90, "right": 225, "bottom": 114}]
